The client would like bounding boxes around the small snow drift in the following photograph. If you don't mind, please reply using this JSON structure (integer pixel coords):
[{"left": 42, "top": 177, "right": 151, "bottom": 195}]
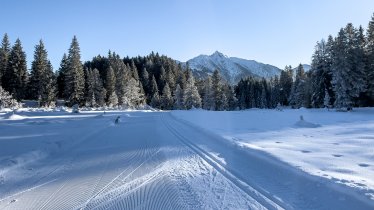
[
  {"left": 294, "top": 115, "right": 321, "bottom": 128},
  {"left": 2, "top": 112, "right": 26, "bottom": 120}
]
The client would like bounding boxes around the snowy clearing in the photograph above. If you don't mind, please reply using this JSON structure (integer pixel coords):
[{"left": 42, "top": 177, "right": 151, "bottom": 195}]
[
  {"left": 172, "top": 108, "right": 374, "bottom": 203},
  {"left": 0, "top": 108, "right": 373, "bottom": 209}
]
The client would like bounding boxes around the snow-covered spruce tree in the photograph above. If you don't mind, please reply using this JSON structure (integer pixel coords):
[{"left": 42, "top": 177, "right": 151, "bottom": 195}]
[
  {"left": 150, "top": 92, "right": 160, "bottom": 108},
  {"left": 211, "top": 69, "right": 223, "bottom": 110},
  {"left": 202, "top": 76, "right": 214, "bottom": 110},
  {"left": 158, "top": 66, "right": 167, "bottom": 93},
  {"left": 356, "top": 25, "right": 368, "bottom": 106},
  {"left": 310, "top": 40, "right": 330, "bottom": 108},
  {"left": 173, "top": 84, "right": 183, "bottom": 109},
  {"left": 122, "top": 77, "right": 145, "bottom": 109},
  {"left": 0, "top": 86, "right": 19, "bottom": 109},
  {"left": 105, "top": 66, "right": 116, "bottom": 106},
  {"left": 325, "top": 35, "right": 335, "bottom": 104},
  {"left": 64, "top": 36, "right": 85, "bottom": 105},
  {"left": 279, "top": 65, "right": 293, "bottom": 106},
  {"left": 166, "top": 66, "right": 176, "bottom": 91},
  {"left": 108, "top": 91, "right": 118, "bottom": 107},
  {"left": 366, "top": 14, "right": 374, "bottom": 105},
  {"left": 0, "top": 33, "right": 11, "bottom": 87},
  {"left": 85, "top": 68, "right": 106, "bottom": 107},
  {"left": 289, "top": 64, "right": 307, "bottom": 108},
  {"left": 149, "top": 75, "right": 159, "bottom": 106},
  {"left": 260, "top": 84, "right": 267, "bottom": 109},
  {"left": 223, "top": 83, "right": 238, "bottom": 110},
  {"left": 332, "top": 24, "right": 366, "bottom": 109},
  {"left": 183, "top": 71, "right": 201, "bottom": 109},
  {"left": 130, "top": 60, "right": 139, "bottom": 81},
  {"left": 160, "top": 82, "right": 173, "bottom": 110},
  {"left": 109, "top": 52, "right": 129, "bottom": 105},
  {"left": 57, "top": 53, "right": 68, "bottom": 99},
  {"left": 140, "top": 67, "right": 149, "bottom": 94},
  {"left": 3, "top": 38, "right": 28, "bottom": 101},
  {"left": 270, "top": 76, "right": 281, "bottom": 108},
  {"left": 29, "top": 40, "right": 56, "bottom": 106}
]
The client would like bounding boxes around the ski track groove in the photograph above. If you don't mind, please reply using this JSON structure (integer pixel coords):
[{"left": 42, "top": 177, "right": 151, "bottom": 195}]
[
  {"left": 161, "top": 112, "right": 285, "bottom": 210},
  {"left": 0, "top": 116, "right": 115, "bottom": 208},
  {"left": 81, "top": 148, "right": 161, "bottom": 209}
]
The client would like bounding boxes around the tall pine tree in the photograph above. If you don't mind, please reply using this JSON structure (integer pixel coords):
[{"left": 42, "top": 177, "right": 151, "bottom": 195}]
[
  {"left": 366, "top": 13, "right": 374, "bottom": 105},
  {"left": 57, "top": 53, "right": 68, "bottom": 99},
  {"left": 0, "top": 33, "right": 11, "bottom": 87},
  {"left": 332, "top": 24, "right": 366, "bottom": 109},
  {"left": 183, "top": 71, "right": 201, "bottom": 109},
  {"left": 29, "top": 40, "right": 56, "bottom": 106},
  {"left": 65, "top": 36, "right": 85, "bottom": 105},
  {"left": 3, "top": 38, "right": 28, "bottom": 100}
]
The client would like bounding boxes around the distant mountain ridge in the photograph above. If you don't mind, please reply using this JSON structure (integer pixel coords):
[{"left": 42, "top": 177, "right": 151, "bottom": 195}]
[
  {"left": 183, "top": 51, "right": 281, "bottom": 84},
  {"left": 182, "top": 51, "right": 310, "bottom": 84}
]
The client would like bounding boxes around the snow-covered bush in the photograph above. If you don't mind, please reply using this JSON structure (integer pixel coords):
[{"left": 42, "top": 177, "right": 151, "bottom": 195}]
[{"left": 0, "top": 86, "right": 20, "bottom": 109}]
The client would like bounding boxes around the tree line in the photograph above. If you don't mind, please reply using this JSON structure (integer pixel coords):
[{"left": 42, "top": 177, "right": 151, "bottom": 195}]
[{"left": 1, "top": 14, "right": 374, "bottom": 110}]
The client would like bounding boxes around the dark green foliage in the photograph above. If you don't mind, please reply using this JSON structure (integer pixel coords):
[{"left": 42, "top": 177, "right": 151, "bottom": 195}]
[
  {"left": 85, "top": 68, "right": 106, "bottom": 107},
  {"left": 64, "top": 36, "right": 85, "bottom": 105},
  {"left": 57, "top": 53, "right": 68, "bottom": 99},
  {"left": 0, "top": 33, "right": 11, "bottom": 87},
  {"left": 29, "top": 40, "right": 56, "bottom": 106},
  {"left": 279, "top": 66, "right": 293, "bottom": 106},
  {"left": 3, "top": 39, "right": 28, "bottom": 100}
]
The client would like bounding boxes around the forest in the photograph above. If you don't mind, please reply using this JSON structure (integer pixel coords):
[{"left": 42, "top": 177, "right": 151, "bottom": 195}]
[{"left": 1, "top": 14, "right": 374, "bottom": 110}]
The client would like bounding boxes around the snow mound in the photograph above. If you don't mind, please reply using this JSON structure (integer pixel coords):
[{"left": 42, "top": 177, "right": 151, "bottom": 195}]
[
  {"left": 294, "top": 115, "right": 320, "bottom": 128},
  {"left": 2, "top": 113, "right": 26, "bottom": 120}
]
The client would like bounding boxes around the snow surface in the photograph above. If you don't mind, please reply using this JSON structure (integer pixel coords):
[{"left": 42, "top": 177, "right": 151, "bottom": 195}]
[
  {"left": 0, "top": 108, "right": 373, "bottom": 209},
  {"left": 0, "top": 109, "right": 268, "bottom": 209},
  {"left": 172, "top": 108, "right": 374, "bottom": 202}
]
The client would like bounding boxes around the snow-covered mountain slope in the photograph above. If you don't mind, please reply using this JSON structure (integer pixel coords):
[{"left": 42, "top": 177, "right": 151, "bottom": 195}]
[{"left": 185, "top": 51, "right": 282, "bottom": 84}]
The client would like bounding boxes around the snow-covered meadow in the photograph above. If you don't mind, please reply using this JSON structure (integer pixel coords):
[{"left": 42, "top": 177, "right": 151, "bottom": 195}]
[
  {"left": 172, "top": 108, "right": 374, "bottom": 200},
  {"left": 0, "top": 107, "right": 373, "bottom": 209}
]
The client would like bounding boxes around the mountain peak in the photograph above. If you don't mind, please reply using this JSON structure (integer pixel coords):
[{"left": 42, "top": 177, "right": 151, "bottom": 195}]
[
  {"left": 211, "top": 51, "right": 227, "bottom": 58},
  {"left": 185, "top": 52, "right": 282, "bottom": 84}
]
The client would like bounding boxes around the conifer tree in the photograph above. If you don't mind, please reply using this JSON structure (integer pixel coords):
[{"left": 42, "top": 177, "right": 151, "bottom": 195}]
[
  {"left": 149, "top": 75, "right": 159, "bottom": 103},
  {"left": 289, "top": 64, "right": 306, "bottom": 108},
  {"left": 279, "top": 66, "right": 293, "bottom": 106},
  {"left": 140, "top": 67, "right": 149, "bottom": 94},
  {"left": 160, "top": 82, "right": 173, "bottom": 110},
  {"left": 366, "top": 13, "right": 374, "bottom": 104},
  {"left": 174, "top": 84, "right": 183, "bottom": 109},
  {"left": 332, "top": 24, "right": 366, "bottom": 109},
  {"left": 122, "top": 77, "right": 145, "bottom": 108},
  {"left": 203, "top": 76, "right": 214, "bottom": 110},
  {"left": 310, "top": 40, "right": 330, "bottom": 108},
  {"left": 29, "top": 40, "right": 56, "bottom": 106},
  {"left": 0, "top": 33, "right": 11, "bottom": 87},
  {"left": 183, "top": 72, "right": 201, "bottom": 109},
  {"left": 57, "top": 53, "right": 68, "bottom": 98},
  {"left": 65, "top": 36, "right": 85, "bottom": 105},
  {"left": 3, "top": 38, "right": 28, "bottom": 100},
  {"left": 105, "top": 66, "right": 116, "bottom": 104},
  {"left": 85, "top": 68, "right": 106, "bottom": 107},
  {"left": 212, "top": 69, "right": 223, "bottom": 110},
  {"left": 108, "top": 91, "right": 118, "bottom": 107}
]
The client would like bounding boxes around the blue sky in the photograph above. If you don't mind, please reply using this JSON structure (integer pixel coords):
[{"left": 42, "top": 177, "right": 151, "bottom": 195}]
[{"left": 1, "top": 0, "right": 373, "bottom": 69}]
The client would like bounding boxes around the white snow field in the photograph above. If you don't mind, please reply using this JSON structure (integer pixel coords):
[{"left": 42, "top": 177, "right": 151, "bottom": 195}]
[
  {"left": 172, "top": 108, "right": 374, "bottom": 206},
  {"left": 0, "top": 109, "right": 372, "bottom": 209}
]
